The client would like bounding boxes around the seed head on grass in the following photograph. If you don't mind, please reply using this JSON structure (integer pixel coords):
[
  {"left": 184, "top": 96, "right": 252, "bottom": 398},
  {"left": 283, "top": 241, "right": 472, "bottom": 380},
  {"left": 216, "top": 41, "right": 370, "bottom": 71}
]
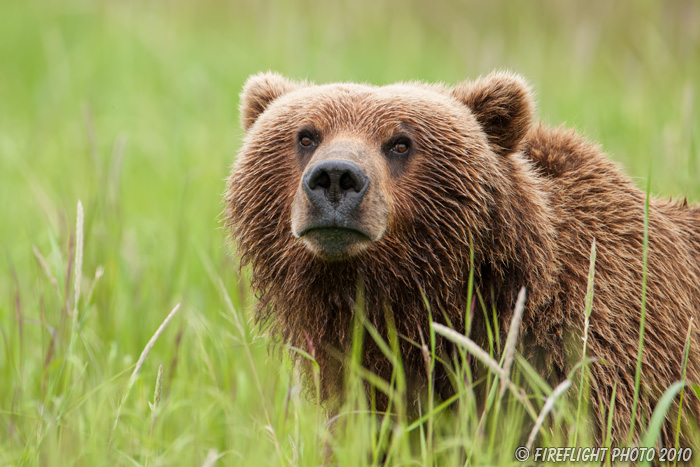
[
  {"left": 32, "top": 246, "right": 62, "bottom": 300},
  {"left": 499, "top": 287, "right": 526, "bottom": 399},
  {"left": 431, "top": 321, "right": 537, "bottom": 419},
  {"left": 110, "top": 303, "right": 180, "bottom": 445},
  {"left": 201, "top": 449, "right": 221, "bottom": 467},
  {"left": 154, "top": 364, "right": 163, "bottom": 403},
  {"left": 130, "top": 303, "right": 180, "bottom": 385},
  {"left": 149, "top": 364, "right": 164, "bottom": 433},
  {"left": 526, "top": 379, "right": 573, "bottom": 450}
]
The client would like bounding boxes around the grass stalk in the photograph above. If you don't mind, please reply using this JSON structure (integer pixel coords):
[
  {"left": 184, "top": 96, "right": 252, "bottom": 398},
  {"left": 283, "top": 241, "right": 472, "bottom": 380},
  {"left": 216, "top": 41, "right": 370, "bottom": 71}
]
[
  {"left": 629, "top": 174, "right": 652, "bottom": 442},
  {"left": 574, "top": 238, "right": 596, "bottom": 445}
]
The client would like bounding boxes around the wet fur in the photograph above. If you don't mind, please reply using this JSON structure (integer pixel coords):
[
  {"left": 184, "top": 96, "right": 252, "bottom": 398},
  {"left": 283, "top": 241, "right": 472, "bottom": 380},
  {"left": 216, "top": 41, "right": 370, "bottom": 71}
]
[{"left": 225, "top": 72, "right": 700, "bottom": 446}]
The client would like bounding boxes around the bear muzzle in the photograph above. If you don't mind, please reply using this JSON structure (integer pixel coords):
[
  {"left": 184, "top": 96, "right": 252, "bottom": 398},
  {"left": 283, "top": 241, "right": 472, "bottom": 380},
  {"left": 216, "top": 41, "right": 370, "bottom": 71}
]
[{"left": 291, "top": 146, "right": 390, "bottom": 261}]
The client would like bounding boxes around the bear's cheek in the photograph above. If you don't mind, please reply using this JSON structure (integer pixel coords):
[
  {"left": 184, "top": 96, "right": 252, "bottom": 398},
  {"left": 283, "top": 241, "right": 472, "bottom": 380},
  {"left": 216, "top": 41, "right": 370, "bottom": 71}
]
[
  {"left": 351, "top": 187, "right": 391, "bottom": 241},
  {"left": 290, "top": 184, "right": 316, "bottom": 239}
]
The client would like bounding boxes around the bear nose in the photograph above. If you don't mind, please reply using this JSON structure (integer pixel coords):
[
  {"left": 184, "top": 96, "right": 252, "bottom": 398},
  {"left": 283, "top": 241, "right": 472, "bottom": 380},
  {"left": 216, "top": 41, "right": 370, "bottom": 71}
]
[{"left": 303, "top": 159, "right": 369, "bottom": 208}]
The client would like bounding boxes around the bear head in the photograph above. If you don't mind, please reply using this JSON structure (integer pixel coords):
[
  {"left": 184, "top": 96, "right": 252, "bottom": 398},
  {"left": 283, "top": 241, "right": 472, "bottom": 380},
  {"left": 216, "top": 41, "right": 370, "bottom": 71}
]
[
  {"left": 230, "top": 71, "right": 538, "bottom": 260},
  {"left": 225, "top": 72, "right": 557, "bottom": 399}
]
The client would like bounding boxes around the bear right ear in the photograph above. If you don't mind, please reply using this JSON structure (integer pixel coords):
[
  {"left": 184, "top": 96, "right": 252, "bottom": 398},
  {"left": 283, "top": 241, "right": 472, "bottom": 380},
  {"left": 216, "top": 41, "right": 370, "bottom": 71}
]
[
  {"left": 452, "top": 71, "right": 534, "bottom": 156},
  {"left": 240, "top": 72, "right": 302, "bottom": 131}
]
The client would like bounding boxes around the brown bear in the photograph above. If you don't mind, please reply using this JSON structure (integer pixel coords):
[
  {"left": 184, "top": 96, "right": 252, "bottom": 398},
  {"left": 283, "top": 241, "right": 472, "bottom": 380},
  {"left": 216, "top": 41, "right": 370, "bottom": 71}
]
[{"left": 225, "top": 71, "right": 700, "bottom": 447}]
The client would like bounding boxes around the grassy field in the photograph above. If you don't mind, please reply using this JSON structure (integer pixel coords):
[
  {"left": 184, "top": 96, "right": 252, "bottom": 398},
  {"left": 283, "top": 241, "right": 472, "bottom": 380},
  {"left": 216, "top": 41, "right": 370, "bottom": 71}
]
[{"left": 1, "top": 0, "right": 699, "bottom": 465}]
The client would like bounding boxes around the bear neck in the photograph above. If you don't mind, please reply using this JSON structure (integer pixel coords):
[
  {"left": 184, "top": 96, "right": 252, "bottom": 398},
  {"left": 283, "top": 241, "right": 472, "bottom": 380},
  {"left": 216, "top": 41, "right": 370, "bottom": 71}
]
[{"left": 478, "top": 151, "right": 560, "bottom": 314}]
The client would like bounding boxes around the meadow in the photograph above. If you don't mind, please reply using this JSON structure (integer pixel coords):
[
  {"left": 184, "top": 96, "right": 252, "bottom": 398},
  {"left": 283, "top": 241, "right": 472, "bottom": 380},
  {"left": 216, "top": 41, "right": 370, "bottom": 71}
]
[{"left": 1, "top": 0, "right": 699, "bottom": 465}]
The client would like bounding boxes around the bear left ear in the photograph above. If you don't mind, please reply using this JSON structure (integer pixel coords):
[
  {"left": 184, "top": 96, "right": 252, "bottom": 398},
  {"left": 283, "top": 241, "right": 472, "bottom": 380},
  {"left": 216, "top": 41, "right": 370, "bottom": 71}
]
[
  {"left": 240, "top": 72, "right": 303, "bottom": 131},
  {"left": 452, "top": 71, "right": 534, "bottom": 156}
]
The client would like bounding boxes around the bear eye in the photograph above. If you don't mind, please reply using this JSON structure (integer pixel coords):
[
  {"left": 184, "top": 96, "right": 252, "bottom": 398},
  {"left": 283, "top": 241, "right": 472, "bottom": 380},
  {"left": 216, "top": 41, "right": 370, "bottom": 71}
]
[
  {"left": 392, "top": 142, "right": 409, "bottom": 154},
  {"left": 298, "top": 131, "right": 318, "bottom": 149},
  {"left": 388, "top": 137, "right": 411, "bottom": 156}
]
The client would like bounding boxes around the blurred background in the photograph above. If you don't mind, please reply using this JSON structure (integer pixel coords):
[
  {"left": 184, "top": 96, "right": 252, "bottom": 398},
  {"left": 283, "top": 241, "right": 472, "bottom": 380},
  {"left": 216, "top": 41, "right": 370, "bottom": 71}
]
[{"left": 1, "top": 0, "right": 698, "bottom": 464}]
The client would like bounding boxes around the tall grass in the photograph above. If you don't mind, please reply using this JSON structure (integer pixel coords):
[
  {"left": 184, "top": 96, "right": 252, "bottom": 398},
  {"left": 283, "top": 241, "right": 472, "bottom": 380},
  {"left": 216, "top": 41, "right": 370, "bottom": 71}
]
[{"left": 1, "top": 0, "right": 699, "bottom": 465}]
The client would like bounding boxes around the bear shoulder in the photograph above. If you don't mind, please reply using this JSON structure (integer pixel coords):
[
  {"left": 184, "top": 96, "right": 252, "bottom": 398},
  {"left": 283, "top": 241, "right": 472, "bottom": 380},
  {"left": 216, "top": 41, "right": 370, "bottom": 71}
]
[{"left": 520, "top": 124, "right": 614, "bottom": 179}]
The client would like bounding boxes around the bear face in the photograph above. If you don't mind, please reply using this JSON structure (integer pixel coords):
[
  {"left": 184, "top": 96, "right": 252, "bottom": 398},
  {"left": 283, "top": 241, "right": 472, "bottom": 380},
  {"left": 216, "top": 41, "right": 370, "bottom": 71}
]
[{"left": 231, "top": 72, "right": 537, "bottom": 263}]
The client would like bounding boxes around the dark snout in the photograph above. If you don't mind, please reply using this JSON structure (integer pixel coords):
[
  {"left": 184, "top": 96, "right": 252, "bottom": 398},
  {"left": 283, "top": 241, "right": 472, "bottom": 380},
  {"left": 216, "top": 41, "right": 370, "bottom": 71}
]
[
  {"left": 303, "top": 159, "right": 369, "bottom": 213},
  {"left": 291, "top": 140, "right": 390, "bottom": 261}
]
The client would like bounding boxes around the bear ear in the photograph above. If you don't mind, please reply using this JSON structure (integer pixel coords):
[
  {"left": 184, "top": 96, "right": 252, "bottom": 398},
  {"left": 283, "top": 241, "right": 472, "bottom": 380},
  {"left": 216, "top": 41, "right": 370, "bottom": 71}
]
[
  {"left": 240, "top": 72, "right": 302, "bottom": 131},
  {"left": 452, "top": 71, "right": 534, "bottom": 155}
]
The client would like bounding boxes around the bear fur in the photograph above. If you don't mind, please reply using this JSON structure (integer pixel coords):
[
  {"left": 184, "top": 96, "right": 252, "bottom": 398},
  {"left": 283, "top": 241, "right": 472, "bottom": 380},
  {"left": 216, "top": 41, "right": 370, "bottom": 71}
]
[{"left": 225, "top": 71, "right": 700, "bottom": 446}]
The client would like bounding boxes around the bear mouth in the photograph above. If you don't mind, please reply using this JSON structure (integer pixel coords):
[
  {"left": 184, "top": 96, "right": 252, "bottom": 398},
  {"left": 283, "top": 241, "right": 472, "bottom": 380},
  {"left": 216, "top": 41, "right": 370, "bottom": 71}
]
[{"left": 298, "top": 226, "right": 373, "bottom": 260}]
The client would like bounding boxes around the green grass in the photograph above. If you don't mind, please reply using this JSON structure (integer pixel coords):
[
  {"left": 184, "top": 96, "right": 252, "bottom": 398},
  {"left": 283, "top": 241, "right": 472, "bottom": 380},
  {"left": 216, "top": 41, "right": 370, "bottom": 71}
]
[{"left": 1, "top": 0, "right": 699, "bottom": 465}]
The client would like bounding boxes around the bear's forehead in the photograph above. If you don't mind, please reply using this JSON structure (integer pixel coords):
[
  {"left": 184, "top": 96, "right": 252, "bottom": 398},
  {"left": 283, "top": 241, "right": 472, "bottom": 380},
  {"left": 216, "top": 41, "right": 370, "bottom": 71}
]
[
  {"left": 273, "top": 83, "right": 468, "bottom": 134},
  {"left": 292, "top": 82, "right": 455, "bottom": 109}
]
